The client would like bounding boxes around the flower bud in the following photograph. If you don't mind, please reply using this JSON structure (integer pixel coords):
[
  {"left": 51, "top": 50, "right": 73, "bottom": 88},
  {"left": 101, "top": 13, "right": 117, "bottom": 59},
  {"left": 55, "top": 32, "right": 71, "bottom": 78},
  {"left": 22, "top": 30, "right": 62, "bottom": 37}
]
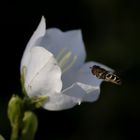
[
  {"left": 21, "top": 111, "right": 38, "bottom": 140},
  {"left": 7, "top": 95, "right": 23, "bottom": 127}
]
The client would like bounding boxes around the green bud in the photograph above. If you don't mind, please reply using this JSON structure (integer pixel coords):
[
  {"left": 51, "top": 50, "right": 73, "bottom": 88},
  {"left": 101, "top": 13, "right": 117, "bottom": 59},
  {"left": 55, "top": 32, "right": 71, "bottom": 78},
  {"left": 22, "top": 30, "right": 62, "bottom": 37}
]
[
  {"left": 21, "top": 111, "right": 38, "bottom": 140},
  {"left": 7, "top": 95, "right": 23, "bottom": 127}
]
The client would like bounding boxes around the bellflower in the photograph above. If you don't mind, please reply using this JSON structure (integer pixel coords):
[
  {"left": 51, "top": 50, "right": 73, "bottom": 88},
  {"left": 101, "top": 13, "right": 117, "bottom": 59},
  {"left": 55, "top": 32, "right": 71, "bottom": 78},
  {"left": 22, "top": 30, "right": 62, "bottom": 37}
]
[{"left": 21, "top": 16, "right": 112, "bottom": 111}]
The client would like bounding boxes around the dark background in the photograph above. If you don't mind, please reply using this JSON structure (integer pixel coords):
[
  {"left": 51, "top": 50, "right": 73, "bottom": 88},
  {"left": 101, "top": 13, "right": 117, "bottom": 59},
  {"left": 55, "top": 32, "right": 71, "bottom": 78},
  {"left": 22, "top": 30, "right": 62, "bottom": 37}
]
[{"left": 0, "top": 0, "right": 140, "bottom": 140}]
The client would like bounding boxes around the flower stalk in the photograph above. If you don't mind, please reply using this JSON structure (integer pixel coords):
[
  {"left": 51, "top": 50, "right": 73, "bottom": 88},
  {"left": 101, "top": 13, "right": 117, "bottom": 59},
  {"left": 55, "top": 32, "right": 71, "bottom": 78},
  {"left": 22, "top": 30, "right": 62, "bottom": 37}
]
[{"left": 10, "top": 123, "right": 19, "bottom": 140}]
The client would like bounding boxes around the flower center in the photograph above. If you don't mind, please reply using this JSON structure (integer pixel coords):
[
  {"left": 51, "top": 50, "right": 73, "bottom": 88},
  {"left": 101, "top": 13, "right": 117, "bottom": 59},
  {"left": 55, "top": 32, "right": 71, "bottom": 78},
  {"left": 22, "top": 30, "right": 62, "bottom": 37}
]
[{"left": 56, "top": 48, "right": 77, "bottom": 73}]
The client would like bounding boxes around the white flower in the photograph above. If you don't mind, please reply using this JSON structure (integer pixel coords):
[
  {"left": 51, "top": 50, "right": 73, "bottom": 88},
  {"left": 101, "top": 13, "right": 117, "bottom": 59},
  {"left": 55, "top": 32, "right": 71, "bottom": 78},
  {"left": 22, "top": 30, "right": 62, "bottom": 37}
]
[{"left": 21, "top": 16, "right": 112, "bottom": 111}]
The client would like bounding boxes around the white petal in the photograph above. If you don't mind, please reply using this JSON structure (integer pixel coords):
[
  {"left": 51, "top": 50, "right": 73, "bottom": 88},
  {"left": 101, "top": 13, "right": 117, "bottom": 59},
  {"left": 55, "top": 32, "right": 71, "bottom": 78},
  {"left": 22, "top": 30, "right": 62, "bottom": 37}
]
[
  {"left": 21, "top": 16, "right": 46, "bottom": 70},
  {"left": 43, "top": 83, "right": 86, "bottom": 111},
  {"left": 75, "top": 82, "right": 100, "bottom": 102},
  {"left": 43, "top": 81, "right": 100, "bottom": 111},
  {"left": 25, "top": 46, "right": 62, "bottom": 97},
  {"left": 63, "top": 82, "right": 100, "bottom": 102},
  {"left": 37, "top": 28, "right": 86, "bottom": 69},
  {"left": 43, "top": 94, "right": 77, "bottom": 111},
  {"left": 61, "top": 68, "right": 78, "bottom": 89}
]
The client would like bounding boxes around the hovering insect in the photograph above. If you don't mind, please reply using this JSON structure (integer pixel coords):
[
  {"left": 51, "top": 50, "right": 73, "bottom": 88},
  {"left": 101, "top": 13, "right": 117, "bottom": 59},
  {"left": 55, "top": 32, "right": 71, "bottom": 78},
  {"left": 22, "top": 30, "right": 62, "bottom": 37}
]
[{"left": 90, "top": 65, "right": 121, "bottom": 85}]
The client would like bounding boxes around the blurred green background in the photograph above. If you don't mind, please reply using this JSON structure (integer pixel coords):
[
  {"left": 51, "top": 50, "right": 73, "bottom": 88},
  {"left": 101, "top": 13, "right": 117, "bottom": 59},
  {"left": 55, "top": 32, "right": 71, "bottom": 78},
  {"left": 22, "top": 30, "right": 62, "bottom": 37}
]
[{"left": 0, "top": 0, "right": 140, "bottom": 139}]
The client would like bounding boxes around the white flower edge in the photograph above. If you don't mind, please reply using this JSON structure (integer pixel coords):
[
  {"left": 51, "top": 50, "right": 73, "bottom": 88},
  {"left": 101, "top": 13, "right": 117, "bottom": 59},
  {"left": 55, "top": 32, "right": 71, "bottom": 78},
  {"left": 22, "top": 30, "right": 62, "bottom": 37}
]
[{"left": 21, "top": 16, "right": 46, "bottom": 72}]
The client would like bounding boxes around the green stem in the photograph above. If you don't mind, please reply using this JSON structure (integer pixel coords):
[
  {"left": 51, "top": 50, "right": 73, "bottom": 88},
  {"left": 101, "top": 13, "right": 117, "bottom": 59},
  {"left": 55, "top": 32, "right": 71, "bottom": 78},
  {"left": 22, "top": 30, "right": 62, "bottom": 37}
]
[{"left": 11, "top": 124, "right": 19, "bottom": 140}]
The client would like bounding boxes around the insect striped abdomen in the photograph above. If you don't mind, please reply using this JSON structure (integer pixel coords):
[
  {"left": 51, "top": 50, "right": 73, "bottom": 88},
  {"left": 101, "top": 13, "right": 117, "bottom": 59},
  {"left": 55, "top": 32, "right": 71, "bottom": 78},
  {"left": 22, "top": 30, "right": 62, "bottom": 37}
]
[{"left": 90, "top": 65, "right": 121, "bottom": 85}]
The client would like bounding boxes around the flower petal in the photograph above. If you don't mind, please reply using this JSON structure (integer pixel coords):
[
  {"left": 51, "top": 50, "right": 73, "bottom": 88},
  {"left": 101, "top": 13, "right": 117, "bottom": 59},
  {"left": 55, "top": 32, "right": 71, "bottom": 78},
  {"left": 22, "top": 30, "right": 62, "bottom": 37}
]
[
  {"left": 43, "top": 83, "right": 86, "bottom": 110},
  {"left": 75, "top": 82, "right": 100, "bottom": 102},
  {"left": 63, "top": 82, "right": 100, "bottom": 103},
  {"left": 24, "top": 46, "right": 62, "bottom": 97},
  {"left": 37, "top": 28, "right": 86, "bottom": 69},
  {"left": 43, "top": 81, "right": 100, "bottom": 111},
  {"left": 21, "top": 16, "right": 46, "bottom": 70}
]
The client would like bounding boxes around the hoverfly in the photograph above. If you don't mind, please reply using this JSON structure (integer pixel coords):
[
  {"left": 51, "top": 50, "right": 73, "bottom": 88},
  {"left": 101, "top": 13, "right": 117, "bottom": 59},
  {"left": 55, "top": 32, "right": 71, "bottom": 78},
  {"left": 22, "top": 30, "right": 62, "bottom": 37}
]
[{"left": 90, "top": 65, "right": 121, "bottom": 85}]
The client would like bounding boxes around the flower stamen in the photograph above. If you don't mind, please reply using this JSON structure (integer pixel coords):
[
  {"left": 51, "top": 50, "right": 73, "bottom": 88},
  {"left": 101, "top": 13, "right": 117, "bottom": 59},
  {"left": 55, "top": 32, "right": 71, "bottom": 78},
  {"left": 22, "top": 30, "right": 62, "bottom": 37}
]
[
  {"left": 56, "top": 49, "right": 77, "bottom": 73},
  {"left": 62, "top": 55, "right": 77, "bottom": 73},
  {"left": 58, "top": 51, "right": 72, "bottom": 68}
]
